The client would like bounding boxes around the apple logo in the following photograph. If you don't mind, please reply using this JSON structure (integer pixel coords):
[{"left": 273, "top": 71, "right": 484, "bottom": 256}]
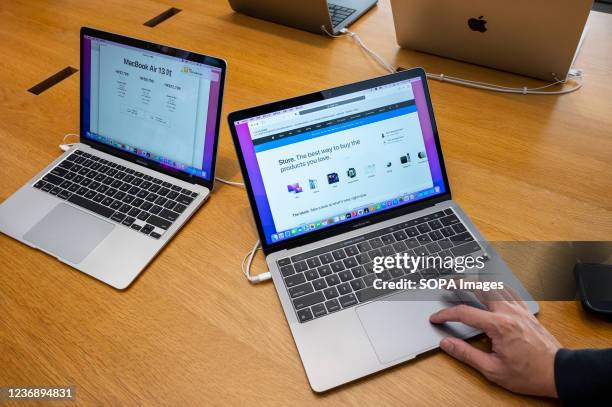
[{"left": 468, "top": 16, "right": 487, "bottom": 33}]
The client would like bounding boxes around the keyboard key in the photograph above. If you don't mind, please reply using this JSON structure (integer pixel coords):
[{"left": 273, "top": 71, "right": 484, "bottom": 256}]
[
  {"left": 305, "top": 269, "right": 319, "bottom": 281},
  {"left": 429, "top": 220, "right": 443, "bottom": 230},
  {"left": 325, "top": 274, "right": 340, "bottom": 286},
  {"left": 278, "top": 258, "right": 291, "bottom": 267},
  {"left": 344, "top": 245, "right": 359, "bottom": 256},
  {"left": 369, "top": 238, "right": 383, "bottom": 248},
  {"left": 110, "top": 200, "right": 122, "bottom": 210},
  {"left": 429, "top": 230, "right": 444, "bottom": 241},
  {"left": 351, "top": 266, "right": 365, "bottom": 278},
  {"left": 294, "top": 261, "right": 308, "bottom": 273},
  {"left": 339, "top": 270, "right": 352, "bottom": 282},
  {"left": 417, "top": 234, "right": 432, "bottom": 244},
  {"left": 150, "top": 205, "right": 162, "bottom": 214},
  {"left": 337, "top": 282, "right": 352, "bottom": 295},
  {"left": 122, "top": 217, "right": 135, "bottom": 227},
  {"left": 176, "top": 194, "right": 194, "bottom": 205},
  {"left": 453, "top": 223, "right": 467, "bottom": 233},
  {"left": 312, "top": 303, "right": 327, "bottom": 318},
  {"left": 426, "top": 242, "right": 442, "bottom": 254},
  {"left": 356, "top": 241, "right": 371, "bottom": 252},
  {"left": 381, "top": 245, "right": 395, "bottom": 256},
  {"left": 33, "top": 180, "right": 45, "bottom": 189},
  {"left": 42, "top": 173, "right": 63, "bottom": 185},
  {"left": 319, "top": 253, "right": 334, "bottom": 264},
  {"left": 150, "top": 232, "right": 161, "bottom": 239},
  {"left": 317, "top": 264, "right": 332, "bottom": 277},
  {"left": 173, "top": 203, "right": 187, "bottom": 214},
  {"left": 67, "top": 194, "right": 114, "bottom": 218},
  {"left": 158, "top": 209, "right": 179, "bottom": 222},
  {"left": 297, "top": 308, "right": 313, "bottom": 322},
  {"left": 128, "top": 207, "right": 141, "bottom": 217},
  {"left": 306, "top": 257, "right": 322, "bottom": 269},
  {"left": 293, "top": 290, "right": 324, "bottom": 309},
  {"left": 452, "top": 232, "right": 474, "bottom": 244},
  {"left": 285, "top": 273, "right": 306, "bottom": 288},
  {"left": 350, "top": 279, "right": 365, "bottom": 291},
  {"left": 330, "top": 261, "right": 345, "bottom": 273},
  {"left": 339, "top": 294, "right": 358, "bottom": 308},
  {"left": 343, "top": 257, "right": 358, "bottom": 269},
  {"left": 332, "top": 249, "right": 346, "bottom": 260},
  {"left": 393, "top": 230, "right": 408, "bottom": 241},
  {"left": 381, "top": 234, "right": 395, "bottom": 245},
  {"left": 325, "top": 299, "right": 341, "bottom": 313},
  {"left": 441, "top": 215, "right": 460, "bottom": 226},
  {"left": 137, "top": 211, "right": 150, "bottom": 222},
  {"left": 323, "top": 286, "right": 339, "bottom": 299},
  {"left": 119, "top": 204, "right": 131, "bottom": 213},
  {"left": 451, "top": 241, "right": 481, "bottom": 257},
  {"left": 355, "top": 252, "right": 370, "bottom": 264},
  {"left": 280, "top": 264, "right": 295, "bottom": 277},
  {"left": 312, "top": 278, "right": 327, "bottom": 291},
  {"left": 355, "top": 285, "right": 393, "bottom": 303},
  {"left": 101, "top": 197, "right": 114, "bottom": 206},
  {"left": 49, "top": 187, "right": 61, "bottom": 195},
  {"left": 405, "top": 227, "right": 419, "bottom": 237},
  {"left": 57, "top": 190, "right": 72, "bottom": 200},
  {"left": 393, "top": 241, "right": 407, "bottom": 252},
  {"left": 111, "top": 212, "right": 126, "bottom": 223}
]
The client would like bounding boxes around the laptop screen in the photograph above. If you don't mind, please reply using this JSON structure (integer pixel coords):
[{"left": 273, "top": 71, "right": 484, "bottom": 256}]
[
  {"left": 81, "top": 33, "right": 223, "bottom": 181},
  {"left": 233, "top": 75, "right": 447, "bottom": 245}
]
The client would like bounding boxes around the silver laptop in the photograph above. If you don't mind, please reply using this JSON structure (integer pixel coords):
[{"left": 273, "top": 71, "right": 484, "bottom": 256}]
[
  {"left": 228, "top": 69, "right": 537, "bottom": 391},
  {"left": 0, "top": 28, "right": 226, "bottom": 289},
  {"left": 228, "top": 0, "right": 378, "bottom": 35},
  {"left": 390, "top": 0, "right": 592, "bottom": 81}
]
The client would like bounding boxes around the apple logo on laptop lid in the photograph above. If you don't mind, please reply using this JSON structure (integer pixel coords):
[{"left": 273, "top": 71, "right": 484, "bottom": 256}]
[{"left": 468, "top": 16, "right": 487, "bottom": 33}]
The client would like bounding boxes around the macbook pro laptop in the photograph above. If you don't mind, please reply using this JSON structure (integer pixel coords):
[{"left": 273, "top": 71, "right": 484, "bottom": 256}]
[
  {"left": 228, "top": 68, "right": 538, "bottom": 391},
  {"left": 0, "top": 27, "right": 226, "bottom": 289},
  {"left": 228, "top": 0, "right": 378, "bottom": 35},
  {"left": 390, "top": 0, "right": 592, "bottom": 81}
]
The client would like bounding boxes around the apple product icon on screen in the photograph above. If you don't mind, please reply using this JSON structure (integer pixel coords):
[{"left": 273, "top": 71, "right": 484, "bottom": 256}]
[
  {"left": 468, "top": 16, "right": 487, "bottom": 32},
  {"left": 327, "top": 173, "right": 339, "bottom": 184}
]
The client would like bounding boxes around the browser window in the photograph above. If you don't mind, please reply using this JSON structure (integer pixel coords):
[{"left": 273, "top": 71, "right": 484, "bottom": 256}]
[{"left": 234, "top": 77, "right": 447, "bottom": 244}]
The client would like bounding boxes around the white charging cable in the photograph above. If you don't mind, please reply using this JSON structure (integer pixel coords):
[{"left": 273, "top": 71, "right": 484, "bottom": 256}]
[
  {"left": 59, "top": 133, "right": 80, "bottom": 151},
  {"left": 323, "top": 26, "right": 584, "bottom": 95},
  {"left": 241, "top": 239, "right": 272, "bottom": 283}
]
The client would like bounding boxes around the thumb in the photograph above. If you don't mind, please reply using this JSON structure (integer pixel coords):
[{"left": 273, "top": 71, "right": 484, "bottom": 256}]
[{"left": 440, "top": 337, "right": 496, "bottom": 376}]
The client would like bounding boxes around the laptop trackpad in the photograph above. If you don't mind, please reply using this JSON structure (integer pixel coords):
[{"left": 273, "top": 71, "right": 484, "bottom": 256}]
[
  {"left": 23, "top": 203, "right": 114, "bottom": 264},
  {"left": 356, "top": 289, "right": 476, "bottom": 364}
]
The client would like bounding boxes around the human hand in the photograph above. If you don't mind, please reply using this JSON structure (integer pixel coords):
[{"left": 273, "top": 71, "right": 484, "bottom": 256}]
[{"left": 430, "top": 289, "right": 561, "bottom": 398}]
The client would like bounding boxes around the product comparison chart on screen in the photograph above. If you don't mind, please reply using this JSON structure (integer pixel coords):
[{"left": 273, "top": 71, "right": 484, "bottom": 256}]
[
  {"left": 234, "top": 77, "right": 446, "bottom": 244},
  {"left": 81, "top": 34, "right": 223, "bottom": 180}
]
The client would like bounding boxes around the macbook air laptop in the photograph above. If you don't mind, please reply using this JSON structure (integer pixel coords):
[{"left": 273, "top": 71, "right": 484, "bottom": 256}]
[
  {"left": 390, "top": 0, "right": 592, "bottom": 81},
  {"left": 0, "top": 27, "right": 226, "bottom": 289},
  {"left": 228, "top": 68, "right": 538, "bottom": 391},
  {"left": 228, "top": 0, "right": 378, "bottom": 35}
]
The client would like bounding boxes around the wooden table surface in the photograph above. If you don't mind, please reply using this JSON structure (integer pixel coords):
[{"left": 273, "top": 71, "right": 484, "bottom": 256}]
[{"left": 1, "top": 0, "right": 611, "bottom": 405}]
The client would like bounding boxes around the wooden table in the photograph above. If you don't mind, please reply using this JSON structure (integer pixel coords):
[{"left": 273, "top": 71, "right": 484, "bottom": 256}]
[{"left": 1, "top": 1, "right": 610, "bottom": 405}]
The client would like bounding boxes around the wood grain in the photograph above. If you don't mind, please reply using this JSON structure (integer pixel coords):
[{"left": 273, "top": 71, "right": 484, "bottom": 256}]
[{"left": 0, "top": 0, "right": 610, "bottom": 405}]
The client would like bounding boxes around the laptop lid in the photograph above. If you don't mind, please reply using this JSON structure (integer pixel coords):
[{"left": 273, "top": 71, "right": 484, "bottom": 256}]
[
  {"left": 80, "top": 27, "right": 226, "bottom": 190},
  {"left": 228, "top": 68, "right": 451, "bottom": 254}
]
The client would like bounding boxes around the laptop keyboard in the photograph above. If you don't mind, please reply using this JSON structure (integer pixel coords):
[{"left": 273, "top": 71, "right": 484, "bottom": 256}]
[
  {"left": 328, "top": 3, "right": 357, "bottom": 28},
  {"left": 276, "top": 209, "right": 483, "bottom": 323},
  {"left": 32, "top": 149, "right": 198, "bottom": 239}
]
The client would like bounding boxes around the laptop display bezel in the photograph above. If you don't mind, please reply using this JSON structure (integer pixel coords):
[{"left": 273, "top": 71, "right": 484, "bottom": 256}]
[
  {"left": 228, "top": 68, "right": 452, "bottom": 255},
  {"left": 79, "top": 27, "right": 226, "bottom": 190}
]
